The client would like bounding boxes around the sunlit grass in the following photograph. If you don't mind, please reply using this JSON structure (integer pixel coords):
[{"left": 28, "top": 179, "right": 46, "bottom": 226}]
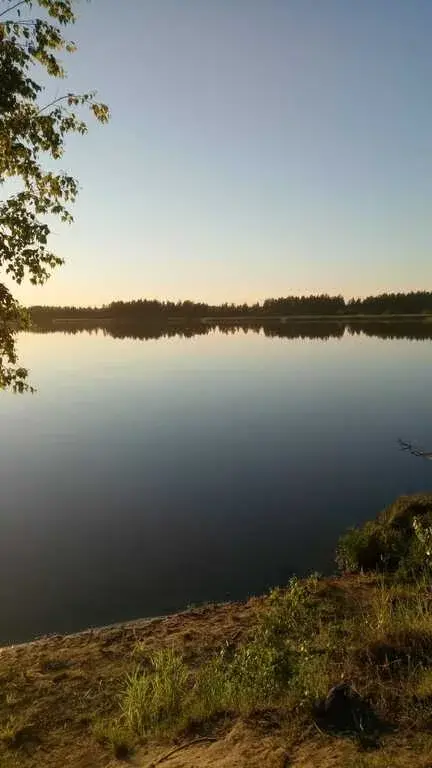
[
  {"left": 117, "top": 575, "right": 432, "bottom": 743},
  {"left": 92, "top": 718, "right": 134, "bottom": 759},
  {"left": 121, "top": 648, "right": 190, "bottom": 736}
]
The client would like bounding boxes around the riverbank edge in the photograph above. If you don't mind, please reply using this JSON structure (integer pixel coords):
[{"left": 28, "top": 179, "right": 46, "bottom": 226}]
[{"left": 2, "top": 493, "right": 432, "bottom": 768}]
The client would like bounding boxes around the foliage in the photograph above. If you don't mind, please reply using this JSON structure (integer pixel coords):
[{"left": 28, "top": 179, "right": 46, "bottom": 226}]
[
  {"left": 28, "top": 290, "right": 432, "bottom": 326},
  {"left": 262, "top": 576, "right": 321, "bottom": 644},
  {"left": 379, "top": 494, "right": 432, "bottom": 528},
  {"left": 114, "top": 567, "right": 432, "bottom": 758},
  {"left": 0, "top": 283, "right": 30, "bottom": 390},
  {"left": 4, "top": 541, "right": 432, "bottom": 766},
  {"left": 336, "top": 495, "right": 432, "bottom": 575},
  {"left": 336, "top": 522, "right": 405, "bottom": 573},
  {"left": 122, "top": 630, "right": 293, "bottom": 738},
  {"left": 91, "top": 718, "right": 134, "bottom": 760},
  {"left": 0, "top": 0, "right": 108, "bottom": 390},
  {"left": 191, "top": 636, "right": 290, "bottom": 719},
  {"left": 121, "top": 648, "right": 190, "bottom": 736},
  {"left": 121, "top": 577, "right": 328, "bottom": 740},
  {"left": 221, "top": 636, "right": 289, "bottom": 711},
  {"left": 412, "top": 516, "right": 432, "bottom": 560}
]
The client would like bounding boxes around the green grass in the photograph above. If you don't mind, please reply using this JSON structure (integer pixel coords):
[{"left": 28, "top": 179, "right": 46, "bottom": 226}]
[
  {"left": 92, "top": 718, "right": 134, "bottom": 759},
  {"left": 0, "top": 719, "right": 21, "bottom": 748},
  {"left": 121, "top": 647, "right": 190, "bottom": 736},
  {"left": 336, "top": 494, "right": 432, "bottom": 575},
  {"left": 121, "top": 634, "right": 290, "bottom": 738},
  {"left": 83, "top": 495, "right": 432, "bottom": 766},
  {"left": 0, "top": 718, "right": 37, "bottom": 751},
  {"left": 110, "top": 570, "right": 432, "bottom": 755}
]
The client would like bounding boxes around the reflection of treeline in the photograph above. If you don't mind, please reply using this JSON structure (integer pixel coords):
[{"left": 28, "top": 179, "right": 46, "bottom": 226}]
[
  {"left": 347, "top": 319, "right": 432, "bottom": 341},
  {"left": 106, "top": 320, "right": 346, "bottom": 341},
  {"left": 28, "top": 290, "right": 432, "bottom": 323},
  {"left": 28, "top": 317, "right": 432, "bottom": 342}
]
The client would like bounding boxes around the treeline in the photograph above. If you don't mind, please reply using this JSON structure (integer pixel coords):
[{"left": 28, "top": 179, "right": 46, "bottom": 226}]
[{"left": 29, "top": 291, "right": 432, "bottom": 322}]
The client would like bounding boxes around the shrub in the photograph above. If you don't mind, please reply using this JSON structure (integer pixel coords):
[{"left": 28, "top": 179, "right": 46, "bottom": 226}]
[
  {"left": 224, "top": 638, "right": 288, "bottom": 711},
  {"left": 263, "top": 576, "right": 321, "bottom": 642},
  {"left": 379, "top": 494, "right": 432, "bottom": 528},
  {"left": 336, "top": 521, "right": 406, "bottom": 572},
  {"left": 336, "top": 494, "right": 432, "bottom": 574},
  {"left": 291, "top": 653, "right": 332, "bottom": 705},
  {"left": 192, "top": 631, "right": 292, "bottom": 718}
]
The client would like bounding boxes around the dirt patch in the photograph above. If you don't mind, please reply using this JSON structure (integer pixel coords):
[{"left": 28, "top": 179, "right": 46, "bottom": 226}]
[
  {"left": 0, "top": 600, "right": 257, "bottom": 767},
  {"left": 0, "top": 574, "right": 429, "bottom": 768},
  {"left": 136, "top": 722, "right": 289, "bottom": 768}
]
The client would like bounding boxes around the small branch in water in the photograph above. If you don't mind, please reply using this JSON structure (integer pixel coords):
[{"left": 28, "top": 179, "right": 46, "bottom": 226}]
[{"left": 397, "top": 439, "right": 432, "bottom": 459}]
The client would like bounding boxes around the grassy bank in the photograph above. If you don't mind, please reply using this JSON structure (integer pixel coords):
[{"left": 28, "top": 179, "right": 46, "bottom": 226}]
[{"left": 2, "top": 495, "right": 432, "bottom": 767}]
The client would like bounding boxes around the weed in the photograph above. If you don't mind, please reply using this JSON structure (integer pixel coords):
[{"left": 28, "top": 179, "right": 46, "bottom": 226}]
[
  {"left": 122, "top": 630, "right": 293, "bottom": 738},
  {"left": 413, "top": 669, "right": 432, "bottom": 700},
  {"left": 223, "top": 637, "right": 289, "bottom": 712},
  {"left": 0, "top": 719, "right": 37, "bottom": 750},
  {"left": 262, "top": 576, "right": 321, "bottom": 644},
  {"left": 291, "top": 653, "right": 332, "bottom": 706},
  {"left": 5, "top": 692, "right": 19, "bottom": 707},
  {"left": 121, "top": 647, "right": 190, "bottom": 736},
  {"left": 92, "top": 718, "right": 134, "bottom": 759},
  {"left": 336, "top": 494, "right": 432, "bottom": 575},
  {"left": 0, "top": 720, "right": 20, "bottom": 748},
  {"left": 191, "top": 655, "right": 227, "bottom": 719}
]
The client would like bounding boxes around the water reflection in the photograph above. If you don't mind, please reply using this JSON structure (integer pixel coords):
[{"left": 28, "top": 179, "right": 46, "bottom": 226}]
[
  {"left": 30, "top": 317, "right": 432, "bottom": 342},
  {"left": 2, "top": 320, "right": 432, "bottom": 644}
]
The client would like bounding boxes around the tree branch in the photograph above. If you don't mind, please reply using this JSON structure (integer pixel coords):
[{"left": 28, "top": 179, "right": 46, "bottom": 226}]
[
  {"left": 36, "top": 94, "right": 70, "bottom": 115},
  {"left": 0, "top": 1, "right": 27, "bottom": 19}
]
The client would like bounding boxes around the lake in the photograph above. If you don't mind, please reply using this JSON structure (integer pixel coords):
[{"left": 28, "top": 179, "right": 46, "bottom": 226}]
[{"left": 1, "top": 320, "right": 432, "bottom": 645}]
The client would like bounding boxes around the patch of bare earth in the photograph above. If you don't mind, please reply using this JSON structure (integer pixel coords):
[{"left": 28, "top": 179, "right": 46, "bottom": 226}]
[
  {"left": 2, "top": 575, "right": 432, "bottom": 767},
  {"left": 135, "top": 731, "right": 432, "bottom": 768},
  {"left": 0, "top": 600, "right": 257, "bottom": 767},
  {"left": 136, "top": 721, "right": 289, "bottom": 768}
]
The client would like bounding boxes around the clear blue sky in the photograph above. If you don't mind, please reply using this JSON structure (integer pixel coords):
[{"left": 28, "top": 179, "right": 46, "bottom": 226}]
[{"left": 17, "top": 0, "right": 432, "bottom": 306}]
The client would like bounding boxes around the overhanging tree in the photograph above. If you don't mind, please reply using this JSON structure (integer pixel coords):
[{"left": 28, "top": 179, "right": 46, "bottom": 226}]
[{"left": 0, "top": 0, "right": 108, "bottom": 391}]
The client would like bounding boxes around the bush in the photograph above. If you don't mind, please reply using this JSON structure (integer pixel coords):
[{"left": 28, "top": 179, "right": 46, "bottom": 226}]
[
  {"left": 379, "top": 494, "right": 432, "bottom": 528},
  {"left": 193, "top": 636, "right": 288, "bottom": 715},
  {"left": 224, "top": 638, "right": 288, "bottom": 711},
  {"left": 336, "top": 494, "right": 432, "bottom": 575},
  {"left": 335, "top": 521, "right": 406, "bottom": 572},
  {"left": 263, "top": 576, "right": 321, "bottom": 641}
]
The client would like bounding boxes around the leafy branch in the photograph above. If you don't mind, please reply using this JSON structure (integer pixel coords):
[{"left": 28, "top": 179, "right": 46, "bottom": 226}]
[{"left": 0, "top": 0, "right": 109, "bottom": 391}]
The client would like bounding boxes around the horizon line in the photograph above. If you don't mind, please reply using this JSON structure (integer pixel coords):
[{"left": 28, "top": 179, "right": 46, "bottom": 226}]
[{"left": 26, "top": 288, "right": 432, "bottom": 310}]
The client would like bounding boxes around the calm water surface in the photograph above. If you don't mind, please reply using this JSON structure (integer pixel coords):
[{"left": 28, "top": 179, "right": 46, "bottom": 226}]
[{"left": 1, "top": 326, "right": 432, "bottom": 644}]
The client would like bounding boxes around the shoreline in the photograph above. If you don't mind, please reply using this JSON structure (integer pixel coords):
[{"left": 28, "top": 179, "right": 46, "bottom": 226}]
[
  {"left": 36, "top": 312, "right": 432, "bottom": 324},
  {"left": 2, "top": 495, "right": 432, "bottom": 767},
  {"left": 0, "top": 601, "right": 234, "bottom": 653}
]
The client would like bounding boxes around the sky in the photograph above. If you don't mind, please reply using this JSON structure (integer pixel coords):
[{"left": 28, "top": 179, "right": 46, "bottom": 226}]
[{"left": 14, "top": 0, "right": 432, "bottom": 306}]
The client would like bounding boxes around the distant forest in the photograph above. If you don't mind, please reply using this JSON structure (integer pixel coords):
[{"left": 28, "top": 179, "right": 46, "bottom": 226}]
[{"left": 29, "top": 291, "right": 432, "bottom": 323}]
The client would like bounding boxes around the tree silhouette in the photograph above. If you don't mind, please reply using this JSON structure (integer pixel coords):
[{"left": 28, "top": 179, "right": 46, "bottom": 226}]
[{"left": 0, "top": 0, "right": 108, "bottom": 391}]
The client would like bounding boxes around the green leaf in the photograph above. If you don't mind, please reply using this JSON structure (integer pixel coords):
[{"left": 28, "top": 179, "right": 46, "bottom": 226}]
[{"left": 0, "top": 0, "right": 109, "bottom": 391}]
